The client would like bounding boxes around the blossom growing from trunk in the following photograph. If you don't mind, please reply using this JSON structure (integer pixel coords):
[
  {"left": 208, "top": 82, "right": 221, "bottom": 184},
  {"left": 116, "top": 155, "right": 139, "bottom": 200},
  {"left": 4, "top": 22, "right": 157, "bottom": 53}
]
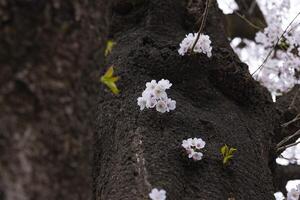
[
  {"left": 287, "top": 184, "right": 300, "bottom": 200},
  {"left": 137, "top": 79, "right": 176, "bottom": 113},
  {"left": 182, "top": 137, "right": 206, "bottom": 161},
  {"left": 149, "top": 188, "right": 167, "bottom": 200},
  {"left": 178, "top": 33, "right": 212, "bottom": 57}
]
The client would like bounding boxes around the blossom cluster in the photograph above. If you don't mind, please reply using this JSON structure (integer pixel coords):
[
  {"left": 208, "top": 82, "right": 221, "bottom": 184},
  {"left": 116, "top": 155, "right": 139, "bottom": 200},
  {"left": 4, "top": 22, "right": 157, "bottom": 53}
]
[
  {"left": 178, "top": 33, "right": 212, "bottom": 58},
  {"left": 137, "top": 79, "right": 176, "bottom": 113},
  {"left": 149, "top": 188, "right": 166, "bottom": 200},
  {"left": 276, "top": 184, "right": 300, "bottom": 200},
  {"left": 230, "top": 0, "right": 300, "bottom": 99},
  {"left": 182, "top": 138, "right": 206, "bottom": 161}
]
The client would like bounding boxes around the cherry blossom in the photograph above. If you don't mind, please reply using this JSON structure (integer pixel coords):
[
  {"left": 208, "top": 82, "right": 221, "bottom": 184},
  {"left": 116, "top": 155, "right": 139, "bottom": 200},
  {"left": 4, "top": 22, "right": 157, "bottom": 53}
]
[
  {"left": 137, "top": 79, "right": 176, "bottom": 113},
  {"left": 178, "top": 33, "right": 212, "bottom": 57},
  {"left": 149, "top": 188, "right": 167, "bottom": 200},
  {"left": 182, "top": 137, "right": 206, "bottom": 161}
]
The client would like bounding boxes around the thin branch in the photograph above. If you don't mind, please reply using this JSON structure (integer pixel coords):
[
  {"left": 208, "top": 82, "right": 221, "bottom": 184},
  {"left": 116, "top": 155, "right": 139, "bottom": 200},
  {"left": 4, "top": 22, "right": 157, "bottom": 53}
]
[
  {"left": 281, "top": 114, "right": 300, "bottom": 128},
  {"left": 288, "top": 88, "right": 300, "bottom": 110},
  {"left": 223, "top": 0, "right": 263, "bottom": 30},
  {"left": 277, "top": 141, "right": 300, "bottom": 152},
  {"left": 277, "top": 129, "right": 300, "bottom": 148},
  {"left": 287, "top": 21, "right": 300, "bottom": 34},
  {"left": 193, "top": 12, "right": 205, "bottom": 30},
  {"left": 190, "top": 0, "right": 210, "bottom": 53},
  {"left": 251, "top": 11, "right": 300, "bottom": 76},
  {"left": 233, "top": 11, "right": 262, "bottom": 30}
]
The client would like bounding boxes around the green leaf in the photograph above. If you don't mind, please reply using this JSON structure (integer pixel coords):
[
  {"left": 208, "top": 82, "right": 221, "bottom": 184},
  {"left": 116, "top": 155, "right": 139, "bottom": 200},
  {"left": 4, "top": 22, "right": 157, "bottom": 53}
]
[
  {"left": 223, "top": 155, "right": 233, "bottom": 164},
  {"left": 105, "top": 40, "right": 116, "bottom": 56},
  {"left": 100, "top": 66, "right": 120, "bottom": 94},
  {"left": 103, "top": 65, "right": 114, "bottom": 78},
  {"left": 221, "top": 144, "right": 237, "bottom": 165},
  {"left": 228, "top": 148, "right": 237, "bottom": 155},
  {"left": 220, "top": 144, "right": 228, "bottom": 156}
]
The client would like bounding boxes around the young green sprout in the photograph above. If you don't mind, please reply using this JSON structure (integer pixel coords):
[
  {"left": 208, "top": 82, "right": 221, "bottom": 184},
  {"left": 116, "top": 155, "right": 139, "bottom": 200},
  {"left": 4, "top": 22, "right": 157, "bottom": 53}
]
[
  {"left": 220, "top": 144, "right": 237, "bottom": 165},
  {"left": 100, "top": 66, "right": 120, "bottom": 95},
  {"left": 104, "top": 40, "right": 116, "bottom": 56}
]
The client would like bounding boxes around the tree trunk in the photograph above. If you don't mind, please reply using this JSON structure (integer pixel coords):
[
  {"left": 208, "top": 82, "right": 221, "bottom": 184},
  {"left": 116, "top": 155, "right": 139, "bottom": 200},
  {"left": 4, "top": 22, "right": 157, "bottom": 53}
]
[
  {"left": 0, "top": 0, "right": 109, "bottom": 199},
  {"left": 1, "top": 0, "right": 293, "bottom": 200},
  {"left": 95, "top": 0, "right": 279, "bottom": 200}
]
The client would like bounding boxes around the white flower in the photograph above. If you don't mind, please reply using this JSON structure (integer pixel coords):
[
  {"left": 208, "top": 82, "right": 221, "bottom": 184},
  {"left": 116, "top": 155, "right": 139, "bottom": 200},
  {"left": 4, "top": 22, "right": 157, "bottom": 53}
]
[
  {"left": 182, "top": 137, "right": 206, "bottom": 161},
  {"left": 217, "top": 0, "right": 239, "bottom": 14},
  {"left": 287, "top": 185, "right": 300, "bottom": 200},
  {"left": 149, "top": 188, "right": 166, "bottom": 200},
  {"left": 181, "top": 139, "right": 191, "bottom": 149},
  {"left": 188, "top": 148, "right": 195, "bottom": 158},
  {"left": 178, "top": 33, "right": 195, "bottom": 56},
  {"left": 274, "top": 192, "right": 285, "bottom": 200},
  {"left": 137, "top": 79, "right": 176, "bottom": 113},
  {"left": 193, "top": 34, "right": 212, "bottom": 57},
  {"left": 142, "top": 89, "right": 151, "bottom": 98},
  {"left": 156, "top": 100, "right": 167, "bottom": 113},
  {"left": 192, "top": 152, "right": 203, "bottom": 161},
  {"left": 178, "top": 33, "right": 212, "bottom": 57},
  {"left": 158, "top": 79, "right": 172, "bottom": 90},
  {"left": 187, "top": 138, "right": 193, "bottom": 144},
  {"left": 166, "top": 98, "right": 176, "bottom": 112},
  {"left": 146, "top": 80, "right": 157, "bottom": 90},
  {"left": 137, "top": 97, "right": 147, "bottom": 110},
  {"left": 153, "top": 85, "right": 167, "bottom": 99},
  {"left": 146, "top": 97, "right": 157, "bottom": 108},
  {"left": 195, "top": 138, "right": 206, "bottom": 149}
]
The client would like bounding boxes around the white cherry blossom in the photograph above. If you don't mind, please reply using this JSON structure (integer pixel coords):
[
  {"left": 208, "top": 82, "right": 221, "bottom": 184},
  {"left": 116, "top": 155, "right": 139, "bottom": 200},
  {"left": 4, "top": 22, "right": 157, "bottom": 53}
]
[
  {"left": 149, "top": 188, "right": 167, "bottom": 200},
  {"left": 137, "top": 79, "right": 176, "bottom": 113},
  {"left": 287, "top": 185, "right": 300, "bottom": 200},
  {"left": 178, "top": 33, "right": 213, "bottom": 57},
  {"left": 182, "top": 137, "right": 206, "bottom": 161}
]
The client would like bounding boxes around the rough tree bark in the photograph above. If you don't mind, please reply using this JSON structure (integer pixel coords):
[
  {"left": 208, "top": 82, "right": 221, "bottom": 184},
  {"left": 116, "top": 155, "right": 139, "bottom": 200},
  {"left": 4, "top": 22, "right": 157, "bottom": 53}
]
[
  {"left": 0, "top": 0, "right": 297, "bottom": 200},
  {"left": 0, "top": 0, "right": 109, "bottom": 199},
  {"left": 95, "top": 0, "right": 280, "bottom": 200}
]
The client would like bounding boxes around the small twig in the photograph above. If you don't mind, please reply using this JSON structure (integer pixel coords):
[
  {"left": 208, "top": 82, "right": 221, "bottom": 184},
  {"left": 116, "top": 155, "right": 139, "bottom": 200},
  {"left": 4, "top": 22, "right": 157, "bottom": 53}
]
[
  {"left": 278, "top": 154, "right": 291, "bottom": 161},
  {"left": 223, "top": 0, "right": 262, "bottom": 30},
  {"left": 277, "top": 141, "right": 300, "bottom": 152},
  {"left": 287, "top": 21, "right": 300, "bottom": 34},
  {"left": 277, "top": 129, "right": 300, "bottom": 148},
  {"left": 193, "top": 12, "right": 205, "bottom": 30},
  {"left": 190, "top": 0, "right": 210, "bottom": 53},
  {"left": 251, "top": 11, "right": 300, "bottom": 76},
  {"left": 281, "top": 114, "right": 300, "bottom": 128},
  {"left": 289, "top": 88, "right": 300, "bottom": 110},
  {"left": 233, "top": 11, "right": 262, "bottom": 30}
]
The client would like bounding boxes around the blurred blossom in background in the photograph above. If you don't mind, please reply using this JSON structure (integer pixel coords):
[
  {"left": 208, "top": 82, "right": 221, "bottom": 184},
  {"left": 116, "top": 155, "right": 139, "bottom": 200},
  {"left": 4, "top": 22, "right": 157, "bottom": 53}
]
[
  {"left": 218, "top": 0, "right": 300, "bottom": 194},
  {"left": 219, "top": 0, "right": 300, "bottom": 100}
]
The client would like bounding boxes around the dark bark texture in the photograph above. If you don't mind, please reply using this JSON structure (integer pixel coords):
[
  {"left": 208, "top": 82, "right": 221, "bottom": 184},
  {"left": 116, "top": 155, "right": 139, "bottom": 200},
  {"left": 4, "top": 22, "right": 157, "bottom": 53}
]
[
  {"left": 95, "top": 0, "right": 279, "bottom": 200},
  {"left": 0, "top": 0, "right": 109, "bottom": 199},
  {"left": 1, "top": 0, "right": 296, "bottom": 200}
]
